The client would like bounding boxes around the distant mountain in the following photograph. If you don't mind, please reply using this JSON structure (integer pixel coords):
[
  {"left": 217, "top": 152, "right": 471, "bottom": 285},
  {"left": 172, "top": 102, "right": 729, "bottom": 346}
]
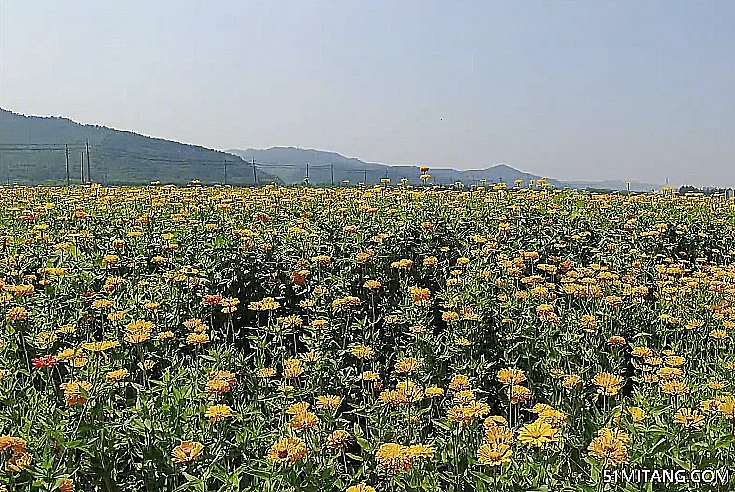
[
  {"left": 0, "top": 107, "right": 659, "bottom": 190},
  {"left": 0, "top": 108, "right": 276, "bottom": 185},
  {"left": 229, "top": 147, "right": 659, "bottom": 190},
  {"left": 229, "top": 147, "right": 564, "bottom": 187},
  {"left": 566, "top": 179, "right": 659, "bottom": 192}
]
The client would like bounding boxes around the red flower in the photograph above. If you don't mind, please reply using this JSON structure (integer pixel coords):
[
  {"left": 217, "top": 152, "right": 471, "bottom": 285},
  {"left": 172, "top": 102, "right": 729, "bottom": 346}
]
[
  {"left": 21, "top": 215, "right": 35, "bottom": 222},
  {"left": 32, "top": 355, "right": 58, "bottom": 369},
  {"left": 291, "top": 271, "right": 307, "bottom": 287},
  {"left": 202, "top": 295, "right": 223, "bottom": 307}
]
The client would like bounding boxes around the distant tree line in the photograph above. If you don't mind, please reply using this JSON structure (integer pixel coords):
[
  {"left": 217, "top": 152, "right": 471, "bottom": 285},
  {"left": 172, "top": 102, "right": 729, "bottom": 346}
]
[{"left": 679, "top": 185, "right": 733, "bottom": 196}]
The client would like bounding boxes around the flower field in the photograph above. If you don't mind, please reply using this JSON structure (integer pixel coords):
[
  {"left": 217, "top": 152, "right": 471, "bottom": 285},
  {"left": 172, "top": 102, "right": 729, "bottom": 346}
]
[{"left": 1, "top": 183, "right": 735, "bottom": 492}]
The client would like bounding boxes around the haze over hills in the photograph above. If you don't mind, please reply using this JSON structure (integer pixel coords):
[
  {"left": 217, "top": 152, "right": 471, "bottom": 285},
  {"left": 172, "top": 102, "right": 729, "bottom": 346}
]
[
  {"left": 0, "top": 107, "right": 662, "bottom": 190},
  {"left": 230, "top": 147, "right": 661, "bottom": 191},
  {"left": 0, "top": 108, "right": 275, "bottom": 185}
]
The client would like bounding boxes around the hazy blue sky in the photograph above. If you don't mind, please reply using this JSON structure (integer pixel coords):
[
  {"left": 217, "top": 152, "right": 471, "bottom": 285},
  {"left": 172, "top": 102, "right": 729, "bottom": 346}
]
[{"left": 1, "top": 0, "right": 733, "bottom": 186}]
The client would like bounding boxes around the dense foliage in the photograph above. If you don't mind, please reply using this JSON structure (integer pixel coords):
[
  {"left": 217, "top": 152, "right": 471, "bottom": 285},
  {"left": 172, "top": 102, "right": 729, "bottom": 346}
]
[{"left": 1, "top": 183, "right": 735, "bottom": 491}]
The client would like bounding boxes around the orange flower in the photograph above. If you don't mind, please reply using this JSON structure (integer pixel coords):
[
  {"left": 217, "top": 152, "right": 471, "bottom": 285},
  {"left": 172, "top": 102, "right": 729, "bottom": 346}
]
[{"left": 172, "top": 441, "right": 204, "bottom": 463}]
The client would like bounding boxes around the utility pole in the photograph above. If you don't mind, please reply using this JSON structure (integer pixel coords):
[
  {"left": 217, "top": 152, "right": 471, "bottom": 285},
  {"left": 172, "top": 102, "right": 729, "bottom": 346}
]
[
  {"left": 330, "top": 163, "right": 334, "bottom": 186},
  {"left": 65, "top": 144, "right": 70, "bottom": 186},
  {"left": 252, "top": 159, "right": 257, "bottom": 184},
  {"left": 80, "top": 152, "right": 84, "bottom": 183},
  {"left": 363, "top": 169, "right": 367, "bottom": 184},
  {"left": 223, "top": 156, "right": 228, "bottom": 185},
  {"left": 305, "top": 162, "right": 309, "bottom": 186},
  {"left": 86, "top": 140, "right": 91, "bottom": 183}
]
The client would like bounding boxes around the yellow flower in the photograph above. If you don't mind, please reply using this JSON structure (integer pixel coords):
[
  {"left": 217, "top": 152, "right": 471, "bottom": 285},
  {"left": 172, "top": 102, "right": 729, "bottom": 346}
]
[
  {"left": 588, "top": 428, "right": 629, "bottom": 466},
  {"left": 186, "top": 332, "right": 210, "bottom": 346},
  {"left": 537, "top": 408, "right": 567, "bottom": 429},
  {"left": 34, "top": 331, "right": 58, "bottom": 349},
  {"left": 425, "top": 386, "right": 444, "bottom": 398},
  {"left": 102, "top": 255, "right": 119, "bottom": 267},
  {"left": 449, "top": 374, "right": 470, "bottom": 391},
  {"left": 497, "top": 368, "right": 526, "bottom": 385},
  {"left": 82, "top": 340, "right": 120, "bottom": 352},
  {"left": 665, "top": 355, "right": 686, "bottom": 367},
  {"left": 0, "top": 436, "right": 27, "bottom": 453},
  {"left": 257, "top": 367, "right": 276, "bottom": 378},
  {"left": 477, "top": 443, "right": 512, "bottom": 466},
  {"left": 205, "top": 370, "right": 236, "bottom": 395},
  {"left": 332, "top": 296, "right": 361, "bottom": 311},
  {"left": 289, "top": 411, "right": 320, "bottom": 432},
  {"left": 105, "top": 369, "right": 129, "bottom": 383},
  {"left": 205, "top": 404, "right": 233, "bottom": 424},
  {"left": 6, "top": 307, "right": 28, "bottom": 321},
  {"left": 632, "top": 346, "right": 653, "bottom": 358},
  {"left": 375, "top": 443, "right": 413, "bottom": 473},
  {"left": 59, "top": 478, "right": 75, "bottom": 492},
  {"left": 316, "top": 395, "right": 342, "bottom": 410},
  {"left": 60, "top": 381, "right": 92, "bottom": 406},
  {"left": 346, "top": 484, "right": 375, "bottom": 492},
  {"left": 453, "top": 389, "right": 476, "bottom": 405},
  {"left": 509, "top": 385, "right": 532, "bottom": 404},
  {"left": 673, "top": 408, "right": 705, "bottom": 430},
  {"left": 327, "top": 430, "right": 351, "bottom": 450},
  {"left": 592, "top": 372, "right": 624, "bottom": 395},
  {"left": 660, "top": 380, "right": 689, "bottom": 396},
  {"left": 380, "top": 381, "right": 423, "bottom": 407},
  {"left": 124, "top": 331, "right": 151, "bottom": 344},
  {"left": 267, "top": 436, "right": 307, "bottom": 463},
  {"left": 248, "top": 297, "right": 280, "bottom": 312},
  {"left": 562, "top": 375, "right": 583, "bottom": 389},
  {"left": 397, "top": 443, "right": 428, "bottom": 460},
  {"left": 58, "top": 325, "right": 76, "bottom": 334},
  {"left": 629, "top": 407, "right": 647, "bottom": 423},
  {"left": 608, "top": 335, "right": 626, "bottom": 346},
  {"left": 5, "top": 452, "right": 32, "bottom": 473},
  {"left": 484, "top": 425, "right": 514, "bottom": 445},
  {"left": 172, "top": 441, "right": 204, "bottom": 463},
  {"left": 517, "top": 419, "right": 557, "bottom": 447},
  {"left": 390, "top": 259, "right": 414, "bottom": 269},
  {"left": 394, "top": 357, "right": 419, "bottom": 375},
  {"left": 719, "top": 396, "right": 735, "bottom": 419},
  {"left": 361, "top": 371, "right": 379, "bottom": 381},
  {"left": 447, "top": 405, "right": 478, "bottom": 425},
  {"left": 92, "top": 299, "right": 114, "bottom": 310},
  {"left": 710, "top": 329, "right": 727, "bottom": 340},
  {"left": 408, "top": 286, "right": 431, "bottom": 306}
]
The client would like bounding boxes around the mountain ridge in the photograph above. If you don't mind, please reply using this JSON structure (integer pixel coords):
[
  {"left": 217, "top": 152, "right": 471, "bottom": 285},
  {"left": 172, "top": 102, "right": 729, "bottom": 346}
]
[
  {"left": 0, "top": 107, "right": 660, "bottom": 189},
  {"left": 0, "top": 108, "right": 276, "bottom": 185},
  {"left": 229, "top": 146, "right": 661, "bottom": 190}
]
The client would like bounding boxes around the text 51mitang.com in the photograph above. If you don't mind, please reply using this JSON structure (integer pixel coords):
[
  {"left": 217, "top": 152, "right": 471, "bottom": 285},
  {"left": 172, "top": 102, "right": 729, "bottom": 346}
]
[{"left": 604, "top": 468, "right": 729, "bottom": 486}]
